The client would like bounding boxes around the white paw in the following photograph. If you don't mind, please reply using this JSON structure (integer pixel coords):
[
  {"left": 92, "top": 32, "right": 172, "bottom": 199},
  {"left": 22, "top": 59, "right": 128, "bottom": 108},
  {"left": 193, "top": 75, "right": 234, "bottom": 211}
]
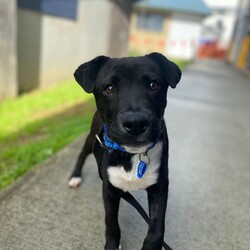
[{"left": 68, "top": 177, "right": 82, "bottom": 188}]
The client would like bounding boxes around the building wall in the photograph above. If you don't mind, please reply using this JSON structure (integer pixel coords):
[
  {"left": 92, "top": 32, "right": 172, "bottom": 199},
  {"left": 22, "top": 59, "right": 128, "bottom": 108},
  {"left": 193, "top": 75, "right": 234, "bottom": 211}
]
[
  {"left": 228, "top": 0, "right": 250, "bottom": 70},
  {"left": 202, "top": 10, "right": 238, "bottom": 49},
  {"left": 128, "top": 11, "right": 171, "bottom": 55},
  {"left": 203, "top": 0, "right": 240, "bottom": 49},
  {"left": 39, "top": 0, "right": 113, "bottom": 89},
  {"left": 18, "top": 0, "right": 133, "bottom": 92},
  {"left": 0, "top": 0, "right": 17, "bottom": 100},
  {"left": 165, "top": 13, "right": 203, "bottom": 60},
  {"left": 128, "top": 10, "right": 204, "bottom": 59},
  {"left": 108, "top": 1, "right": 133, "bottom": 57}
]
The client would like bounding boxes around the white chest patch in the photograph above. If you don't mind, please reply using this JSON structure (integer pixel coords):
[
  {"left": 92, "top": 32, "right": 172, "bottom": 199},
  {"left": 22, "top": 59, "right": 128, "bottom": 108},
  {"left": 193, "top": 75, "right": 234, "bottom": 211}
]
[{"left": 107, "top": 142, "right": 163, "bottom": 192}]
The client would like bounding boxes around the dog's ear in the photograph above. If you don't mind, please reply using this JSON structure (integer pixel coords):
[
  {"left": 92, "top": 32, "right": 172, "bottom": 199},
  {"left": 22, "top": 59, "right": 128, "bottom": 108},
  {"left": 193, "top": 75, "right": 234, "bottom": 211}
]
[
  {"left": 147, "top": 52, "right": 181, "bottom": 88},
  {"left": 74, "top": 55, "right": 109, "bottom": 93}
]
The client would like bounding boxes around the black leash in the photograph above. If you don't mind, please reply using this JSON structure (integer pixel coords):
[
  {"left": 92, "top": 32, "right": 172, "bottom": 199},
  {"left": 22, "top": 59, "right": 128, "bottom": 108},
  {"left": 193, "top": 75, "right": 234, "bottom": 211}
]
[{"left": 121, "top": 192, "right": 173, "bottom": 250}]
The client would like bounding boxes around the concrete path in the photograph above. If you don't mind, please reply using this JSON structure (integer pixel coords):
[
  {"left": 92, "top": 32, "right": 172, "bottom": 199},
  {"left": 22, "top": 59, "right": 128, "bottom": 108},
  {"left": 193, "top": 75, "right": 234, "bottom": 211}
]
[{"left": 0, "top": 60, "right": 250, "bottom": 250}]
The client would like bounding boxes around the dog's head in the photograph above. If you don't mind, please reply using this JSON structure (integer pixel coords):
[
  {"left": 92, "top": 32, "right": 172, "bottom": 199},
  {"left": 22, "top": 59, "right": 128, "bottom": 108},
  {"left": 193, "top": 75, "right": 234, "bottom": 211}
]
[{"left": 74, "top": 53, "right": 181, "bottom": 153}]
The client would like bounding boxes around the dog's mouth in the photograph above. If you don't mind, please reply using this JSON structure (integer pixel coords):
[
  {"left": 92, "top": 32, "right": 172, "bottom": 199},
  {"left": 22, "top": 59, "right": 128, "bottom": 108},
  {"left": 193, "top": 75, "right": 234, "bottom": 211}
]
[
  {"left": 109, "top": 131, "right": 159, "bottom": 154},
  {"left": 121, "top": 142, "right": 154, "bottom": 154},
  {"left": 106, "top": 130, "right": 156, "bottom": 154},
  {"left": 105, "top": 118, "right": 163, "bottom": 154}
]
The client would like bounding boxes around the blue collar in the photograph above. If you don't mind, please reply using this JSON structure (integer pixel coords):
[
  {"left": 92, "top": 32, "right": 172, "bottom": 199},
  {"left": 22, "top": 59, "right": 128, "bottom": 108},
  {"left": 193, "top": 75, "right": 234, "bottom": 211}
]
[
  {"left": 103, "top": 124, "right": 126, "bottom": 152},
  {"left": 102, "top": 123, "right": 157, "bottom": 154}
]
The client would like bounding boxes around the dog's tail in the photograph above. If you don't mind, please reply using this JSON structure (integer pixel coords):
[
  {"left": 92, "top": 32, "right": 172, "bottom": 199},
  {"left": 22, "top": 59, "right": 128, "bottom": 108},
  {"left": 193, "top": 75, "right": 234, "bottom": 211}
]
[{"left": 121, "top": 192, "right": 173, "bottom": 250}]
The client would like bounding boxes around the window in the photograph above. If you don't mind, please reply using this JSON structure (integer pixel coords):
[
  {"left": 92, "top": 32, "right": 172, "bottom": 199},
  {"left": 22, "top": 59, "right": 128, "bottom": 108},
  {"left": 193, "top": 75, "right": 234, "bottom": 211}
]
[
  {"left": 18, "top": 0, "right": 77, "bottom": 20},
  {"left": 136, "top": 12, "right": 164, "bottom": 32}
]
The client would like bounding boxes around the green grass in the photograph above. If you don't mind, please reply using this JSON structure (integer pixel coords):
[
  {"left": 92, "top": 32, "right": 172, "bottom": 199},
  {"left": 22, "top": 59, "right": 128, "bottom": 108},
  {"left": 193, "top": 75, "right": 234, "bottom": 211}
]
[{"left": 0, "top": 82, "right": 95, "bottom": 190}]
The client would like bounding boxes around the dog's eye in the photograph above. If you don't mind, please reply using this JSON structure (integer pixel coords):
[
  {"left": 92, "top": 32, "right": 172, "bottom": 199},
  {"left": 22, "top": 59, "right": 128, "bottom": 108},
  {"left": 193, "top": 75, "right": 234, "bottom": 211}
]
[
  {"left": 149, "top": 81, "right": 160, "bottom": 92},
  {"left": 103, "top": 84, "right": 115, "bottom": 96}
]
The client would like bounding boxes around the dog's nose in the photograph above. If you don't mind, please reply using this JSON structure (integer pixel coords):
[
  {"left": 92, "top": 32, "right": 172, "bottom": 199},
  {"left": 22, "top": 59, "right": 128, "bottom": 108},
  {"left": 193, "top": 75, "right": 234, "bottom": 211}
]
[{"left": 120, "top": 111, "right": 150, "bottom": 136}]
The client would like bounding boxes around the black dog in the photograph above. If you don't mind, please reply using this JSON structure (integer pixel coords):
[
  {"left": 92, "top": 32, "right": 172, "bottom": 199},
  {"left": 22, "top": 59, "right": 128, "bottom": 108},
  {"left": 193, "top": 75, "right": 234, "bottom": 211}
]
[{"left": 68, "top": 52, "right": 181, "bottom": 250}]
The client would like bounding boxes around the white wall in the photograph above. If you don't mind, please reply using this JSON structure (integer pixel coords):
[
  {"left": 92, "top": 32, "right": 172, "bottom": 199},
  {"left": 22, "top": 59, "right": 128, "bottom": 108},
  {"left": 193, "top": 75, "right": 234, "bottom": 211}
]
[
  {"left": 203, "top": 11, "right": 237, "bottom": 48},
  {"left": 165, "top": 14, "right": 203, "bottom": 60},
  {"left": 204, "top": 0, "right": 240, "bottom": 9},
  {"left": 202, "top": 0, "right": 240, "bottom": 48}
]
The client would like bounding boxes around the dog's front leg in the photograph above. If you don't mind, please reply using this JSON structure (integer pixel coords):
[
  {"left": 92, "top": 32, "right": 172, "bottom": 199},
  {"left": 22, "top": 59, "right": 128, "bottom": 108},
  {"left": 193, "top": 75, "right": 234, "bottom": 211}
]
[
  {"left": 103, "top": 183, "right": 121, "bottom": 250},
  {"left": 142, "top": 182, "right": 169, "bottom": 250}
]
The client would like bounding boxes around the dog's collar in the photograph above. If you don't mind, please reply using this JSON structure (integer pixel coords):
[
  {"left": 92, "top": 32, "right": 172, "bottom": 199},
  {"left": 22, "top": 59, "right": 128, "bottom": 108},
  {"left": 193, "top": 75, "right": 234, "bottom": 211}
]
[
  {"left": 103, "top": 124, "right": 126, "bottom": 152},
  {"left": 95, "top": 123, "right": 157, "bottom": 179},
  {"left": 102, "top": 123, "right": 156, "bottom": 155}
]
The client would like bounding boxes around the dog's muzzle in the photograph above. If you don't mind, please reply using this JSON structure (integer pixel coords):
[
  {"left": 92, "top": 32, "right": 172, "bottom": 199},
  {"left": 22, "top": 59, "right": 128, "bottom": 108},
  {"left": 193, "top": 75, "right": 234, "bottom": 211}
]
[{"left": 119, "top": 110, "right": 152, "bottom": 137}]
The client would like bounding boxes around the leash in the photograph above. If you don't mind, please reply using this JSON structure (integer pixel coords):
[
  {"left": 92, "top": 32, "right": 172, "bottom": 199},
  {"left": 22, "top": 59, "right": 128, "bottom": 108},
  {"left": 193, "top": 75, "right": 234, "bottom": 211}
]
[
  {"left": 96, "top": 124, "right": 173, "bottom": 250},
  {"left": 121, "top": 192, "right": 173, "bottom": 250}
]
